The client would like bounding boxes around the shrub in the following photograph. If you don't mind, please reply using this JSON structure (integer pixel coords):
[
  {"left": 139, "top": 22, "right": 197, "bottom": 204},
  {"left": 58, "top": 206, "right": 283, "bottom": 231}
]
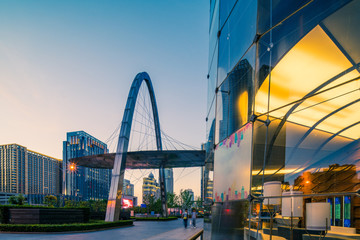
[
  {"left": 0, "top": 220, "right": 133, "bottom": 232},
  {"left": 44, "top": 195, "right": 57, "bottom": 207},
  {"left": 8, "top": 194, "right": 25, "bottom": 205},
  {"left": 134, "top": 217, "right": 178, "bottom": 221}
]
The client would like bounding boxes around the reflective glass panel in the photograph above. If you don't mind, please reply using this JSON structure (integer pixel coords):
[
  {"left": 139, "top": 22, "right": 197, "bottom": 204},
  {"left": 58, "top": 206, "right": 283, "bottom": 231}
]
[
  {"left": 215, "top": 47, "right": 255, "bottom": 144},
  {"left": 323, "top": 0, "right": 360, "bottom": 63},
  {"left": 217, "top": 0, "right": 257, "bottom": 86},
  {"left": 210, "top": 0, "right": 216, "bottom": 26},
  {"left": 209, "top": 0, "right": 219, "bottom": 70},
  {"left": 219, "top": 0, "right": 237, "bottom": 28},
  {"left": 211, "top": 201, "right": 249, "bottom": 239},
  {"left": 255, "top": 24, "right": 360, "bottom": 139},
  {"left": 206, "top": 98, "right": 215, "bottom": 141},
  {"left": 207, "top": 43, "right": 218, "bottom": 113}
]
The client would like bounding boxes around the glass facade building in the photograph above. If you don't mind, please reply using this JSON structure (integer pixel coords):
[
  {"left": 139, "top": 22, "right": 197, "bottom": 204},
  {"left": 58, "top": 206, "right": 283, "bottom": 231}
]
[
  {"left": 206, "top": 0, "right": 360, "bottom": 238},
  {"left": 63, "top": 131, "right": 111, "bottom": 201},
  {"left": 0, "top": 144, "right": 61, "bottom": 195},
  {"left": 123, "top": 179, "right": 134, "bottom": 196},
  {"left": 165, "top": 168, "right": 174, "bottom": 194}
]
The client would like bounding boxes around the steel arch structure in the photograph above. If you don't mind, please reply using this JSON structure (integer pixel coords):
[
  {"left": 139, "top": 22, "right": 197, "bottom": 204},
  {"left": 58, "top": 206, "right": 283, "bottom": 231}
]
[{"left": 105, "top": 72, "right": 167, "bottom": 222}]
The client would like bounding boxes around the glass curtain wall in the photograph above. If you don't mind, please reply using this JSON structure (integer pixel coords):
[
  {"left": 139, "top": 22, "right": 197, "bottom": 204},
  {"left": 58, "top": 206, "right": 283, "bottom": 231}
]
[
  {"left": 210, "top": 0, "right": 257, "bottom": 238},
  {"left": 208, "top": 0, "right": 360, "bottom": 239},
  {"left": 203, "top": 0, "right": 219, "bottom": 224}
]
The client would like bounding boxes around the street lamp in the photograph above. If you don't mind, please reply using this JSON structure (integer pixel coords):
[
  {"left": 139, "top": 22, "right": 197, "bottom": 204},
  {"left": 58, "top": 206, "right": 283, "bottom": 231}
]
[{"left": 69, "top": 163, "right": 77, "bottom": 171}]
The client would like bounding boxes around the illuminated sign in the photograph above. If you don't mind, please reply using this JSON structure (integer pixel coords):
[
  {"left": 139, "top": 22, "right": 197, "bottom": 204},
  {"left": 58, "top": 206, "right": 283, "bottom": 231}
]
[{"left": 122, "top": 198, "right": 133, "bottom": 208}]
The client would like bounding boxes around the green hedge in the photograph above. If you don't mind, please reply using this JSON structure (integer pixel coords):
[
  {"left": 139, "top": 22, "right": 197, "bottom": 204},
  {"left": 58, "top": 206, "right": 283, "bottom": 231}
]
[
  {"left": 0, "top": 220, "right": 133, "bottom": 232},
  {"left": 133, "top": 217, "right": 178, "bottom": 221},
  {"left": 0, "top": 205, "right": 90, "bottom": 224}
]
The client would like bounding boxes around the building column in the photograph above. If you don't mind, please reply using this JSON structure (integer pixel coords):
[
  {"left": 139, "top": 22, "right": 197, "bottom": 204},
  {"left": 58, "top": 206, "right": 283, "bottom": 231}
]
[
  {"left": 105, "top": 151, "right": 126, "bottom": 222},
  {"left": 159, "top": 165, "right": 168, "bottom": 217}
]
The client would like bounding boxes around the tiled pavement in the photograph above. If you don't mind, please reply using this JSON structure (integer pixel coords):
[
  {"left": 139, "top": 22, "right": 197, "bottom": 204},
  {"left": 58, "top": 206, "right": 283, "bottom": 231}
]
[{"left": 0, "top": 219, "right": 206, "bottom": 240}]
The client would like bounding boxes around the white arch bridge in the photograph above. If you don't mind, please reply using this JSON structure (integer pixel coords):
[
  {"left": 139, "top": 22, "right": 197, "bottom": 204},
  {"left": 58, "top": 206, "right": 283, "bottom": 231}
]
[{"left": 70, "top": 72, "right": 208, "bottom": 222}]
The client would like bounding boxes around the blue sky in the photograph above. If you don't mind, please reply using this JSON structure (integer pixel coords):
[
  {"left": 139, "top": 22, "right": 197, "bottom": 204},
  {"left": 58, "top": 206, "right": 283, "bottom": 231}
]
[{"left": 0, "top": 0, "right": 209, "bottom": 200}]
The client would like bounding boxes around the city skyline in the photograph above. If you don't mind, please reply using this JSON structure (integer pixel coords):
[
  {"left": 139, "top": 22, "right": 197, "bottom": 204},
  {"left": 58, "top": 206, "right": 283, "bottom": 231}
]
[{"left": 0, "top": 0, "right": 208, "bottom": 200}]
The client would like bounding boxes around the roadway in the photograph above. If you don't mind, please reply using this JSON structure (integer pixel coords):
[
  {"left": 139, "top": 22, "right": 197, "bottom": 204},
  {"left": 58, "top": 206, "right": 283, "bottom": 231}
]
[{"left": 0, "top": 219, "right": 208, "bottom": 240}]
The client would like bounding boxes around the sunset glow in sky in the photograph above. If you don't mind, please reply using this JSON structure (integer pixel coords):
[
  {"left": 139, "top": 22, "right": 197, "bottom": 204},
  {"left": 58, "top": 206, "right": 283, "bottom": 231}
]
[{"left": 0, "top": 0, "right": 209, "bottom": 201}]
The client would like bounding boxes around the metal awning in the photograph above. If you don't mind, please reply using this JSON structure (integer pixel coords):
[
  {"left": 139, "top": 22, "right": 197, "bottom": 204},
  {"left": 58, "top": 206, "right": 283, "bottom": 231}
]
[{"left": 69, "top": 150, "right": 206, "bottom": 169}]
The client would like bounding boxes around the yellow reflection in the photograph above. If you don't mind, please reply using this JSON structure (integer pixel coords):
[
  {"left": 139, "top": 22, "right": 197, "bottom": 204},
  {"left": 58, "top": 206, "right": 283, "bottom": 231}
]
[
  {"left": 252, "top": 168, "right": 304, "bottom": 176},
  {"left": 255, "top": 25, "right": 360, "bottom": 139},
  {"left": 341, "top": 124, "right": 360, "bottom": 139},
  {"left": 238, "top": 91, "right": 248, "bottom": 124},
  {"left": 107, "top": 200, "right": 116, "bottom": 208}
]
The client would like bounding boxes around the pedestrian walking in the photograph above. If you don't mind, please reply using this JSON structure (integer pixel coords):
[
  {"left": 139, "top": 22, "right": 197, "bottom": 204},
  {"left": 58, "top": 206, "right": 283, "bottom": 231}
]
[
  {"left": 191, "top": 208, "right": 197, "bottom": 228},
  {"left": 182, "top": 209, "right": 189, "bottom": 228}
]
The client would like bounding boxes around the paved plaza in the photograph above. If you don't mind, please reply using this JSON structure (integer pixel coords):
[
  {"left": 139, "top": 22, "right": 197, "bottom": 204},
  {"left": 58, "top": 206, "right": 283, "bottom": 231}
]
[{"left": 0, "top": 219, "right": 207, "bottom": 240}]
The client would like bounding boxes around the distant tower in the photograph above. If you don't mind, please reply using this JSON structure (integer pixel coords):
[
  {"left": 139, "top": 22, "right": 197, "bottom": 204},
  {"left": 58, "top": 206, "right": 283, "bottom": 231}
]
[
  {"left": 185, "top": 188, "right": 195, "bottom": 203},
  {"left": 123, "top": 179, "right": 134, "bottom": 196},
  {"left": 205, "top": 180, "right": 213, "bottom": 201},
  {"left": 164, "top": 169, "right": 174, "bottom": 194},
  {"left": 142, "top": 172, "right": 160, "bottom": 202}
]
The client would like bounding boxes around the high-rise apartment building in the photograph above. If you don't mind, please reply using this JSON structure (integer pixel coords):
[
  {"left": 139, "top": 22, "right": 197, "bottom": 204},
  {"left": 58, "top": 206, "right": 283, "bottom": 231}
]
[
  {"left": 63, "top": 131, "right": 111, "bottom": 201},
  {"left": 0, "top": 144, "right": 26, "bottom": 194},
  {"left": 27, "top": 150, "right": 62, "bottom": 194},
  {"left": 0, "top": 144, "right": 61, "bottom": 195},
  {"left": 142, "top": 172, "right": 160, "bottom": 201}
]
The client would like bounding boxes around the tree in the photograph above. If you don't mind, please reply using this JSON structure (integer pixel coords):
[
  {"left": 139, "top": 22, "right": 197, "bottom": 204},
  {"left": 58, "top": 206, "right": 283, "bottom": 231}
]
[
  {"left": 64, "top": 200, "right": 77, "bottom": 208},
  {"left": 44, "top": 195, "right": 57, "bottom": 207},
  {"left": 8, "top": 194, "right": 25, "bottom": 205},
  {"left": 180, "top": 190, "right": 192, "bottom": 209},
  {"left": 143, "top": 194, "right": 163, "bottom": 214},
  {"left": 89, "top": 199, "right": 107, "bottom": 212},
  {"left": 154, "top": 199, "right": 162, "bottom": 214},
  {"left": 143, "top": 194, "right": 156, "bottom": 213},
  {"left": 195, "top": 196, "right": 203, "bottom": 209},
  {"left": 167, "top": 192, "right": 180, "bottom": 208},
  {"left": 8, "top": 196, "right": 17, "bottom": 205},
  {"left": 78, "top": 201, "right": 90, "bottom": 208}
]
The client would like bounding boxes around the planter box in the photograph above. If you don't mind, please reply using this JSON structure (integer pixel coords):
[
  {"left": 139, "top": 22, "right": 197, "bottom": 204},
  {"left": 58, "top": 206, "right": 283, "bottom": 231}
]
[
  {"left": 90, "top": 211, "right": 105, "bottom": 220},
  {"left": 9, "top": 208, "right": 89, "bottom": 224}
]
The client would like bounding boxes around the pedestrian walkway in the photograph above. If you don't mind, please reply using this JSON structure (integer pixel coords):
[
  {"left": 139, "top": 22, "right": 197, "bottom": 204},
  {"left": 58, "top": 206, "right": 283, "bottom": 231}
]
[
  {"left": 145, "top": 226, "right": 203, "bottom": 240},
  {"left": 0, "top": 219, "right": 204, "bottom": 240}
]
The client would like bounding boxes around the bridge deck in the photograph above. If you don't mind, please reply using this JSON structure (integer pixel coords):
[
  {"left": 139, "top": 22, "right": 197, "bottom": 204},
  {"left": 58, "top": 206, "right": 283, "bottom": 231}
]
[{"left": 70, "top": 150, "right": 206, "bottom": 169}]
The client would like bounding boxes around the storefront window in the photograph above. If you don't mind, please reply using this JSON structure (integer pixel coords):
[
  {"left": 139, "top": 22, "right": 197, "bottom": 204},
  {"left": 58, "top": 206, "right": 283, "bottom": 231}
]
[{"left": 251, "top": 0, "right": 360, "bottom": 235}]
